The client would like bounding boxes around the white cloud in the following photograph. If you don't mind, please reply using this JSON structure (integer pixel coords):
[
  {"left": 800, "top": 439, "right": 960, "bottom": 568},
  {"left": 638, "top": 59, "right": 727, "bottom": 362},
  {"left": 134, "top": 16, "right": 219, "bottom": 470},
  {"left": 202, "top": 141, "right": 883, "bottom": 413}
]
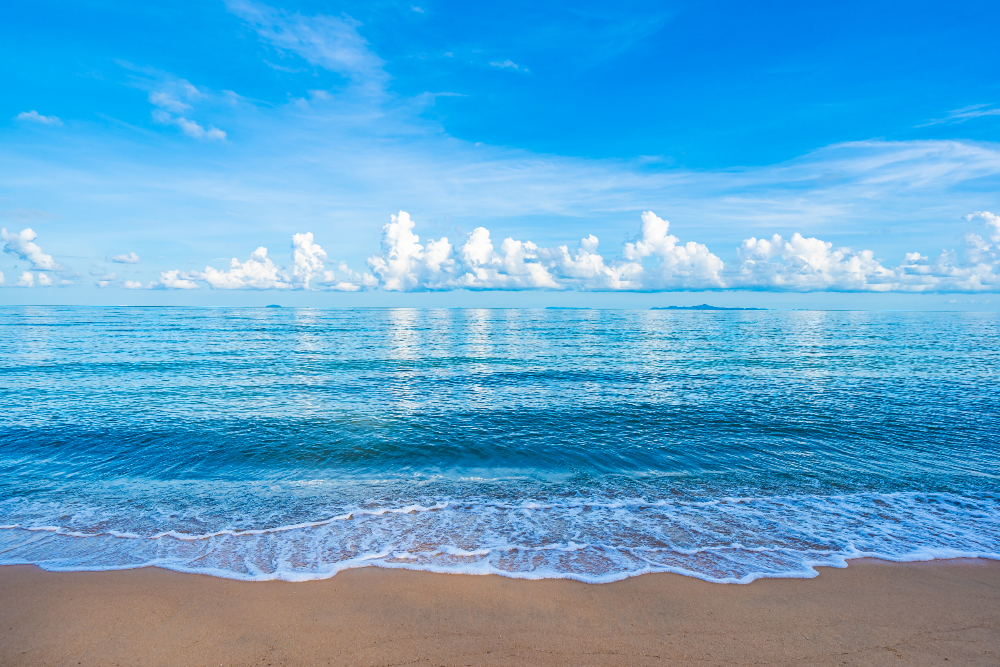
[
  {"left": 736, "top": 233, "right": 896, "bottom": 291},
  {"left": 367, "top": 210, "right": 724, "bottom": 291},
  {"left": 227, "top": 0, "right": 388, "bottom": 92},
  {"left": 197, "top": 247, "right": 291, "bottom": 289},
  {"left": 123, "top": 280, "right": 143, "bottom": 289},
  {"left": 152, "top": 110, "right": 227, "bottom": 141},
  {"left": 154, "top": 231, "right": 377, "bottom": 291},
  {"left": 621, "top": 211, "right": 725, "bottom": 289},
  {"left": 96, "top": 272, "right": 117, "bottom": 288},
  {"left": 360, "top": 209, "right": 1000, "bottom": 293},
  {"left": 290, "top": 232, "right": 327, "bottom": 289},
  {"left": 16, "top": 110, "right": 62, "bottom": 126},
  {"left": 111, "top": 251, "right": 141, "bottom": 264},
  {"left": 101, "top": 210, "right": 1000, "bottom": 294},
  {"left": 16, "top": 271, "right": 34, "bottom": 287},
  {"left": 920, "top": 104, "right": 1000, "bottom": 126},
  {"left": 965, "top": 211, "right": 1000, "bottom": 243},
  {"left": 149, "top": 90, "right": 194, "bottom": 113},
  {"left": 153, "top": 270, "right": 199, "bottom": 289},
  {"left": 489, "top": 59, "right": 522, "bottom": 70},
  {"left": 289, "top": 232, "right": 375, "bottom": 291},
  {"left": 1, "top": 227, "right": 59, "bottom": 270},
  {"left": 366, "top": 211, "right": 436, "bottom": 290},
  {"left": 734, "top": 212, "right": 1000, "bottom": 292}
]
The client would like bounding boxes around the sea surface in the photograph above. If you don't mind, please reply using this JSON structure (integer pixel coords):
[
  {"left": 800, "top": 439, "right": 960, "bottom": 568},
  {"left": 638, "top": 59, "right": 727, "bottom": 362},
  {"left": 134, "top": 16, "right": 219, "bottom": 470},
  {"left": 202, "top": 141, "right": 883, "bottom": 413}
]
[{"left": 1, "top": 306, "right": 998, "bottom": 583}]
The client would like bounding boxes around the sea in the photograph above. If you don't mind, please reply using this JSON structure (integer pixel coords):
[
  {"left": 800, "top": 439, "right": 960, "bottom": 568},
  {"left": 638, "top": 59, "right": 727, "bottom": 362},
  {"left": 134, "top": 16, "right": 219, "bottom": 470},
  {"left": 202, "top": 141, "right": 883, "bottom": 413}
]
[{"left": 1, "top": 306, "right": 998, "bottom": 583}]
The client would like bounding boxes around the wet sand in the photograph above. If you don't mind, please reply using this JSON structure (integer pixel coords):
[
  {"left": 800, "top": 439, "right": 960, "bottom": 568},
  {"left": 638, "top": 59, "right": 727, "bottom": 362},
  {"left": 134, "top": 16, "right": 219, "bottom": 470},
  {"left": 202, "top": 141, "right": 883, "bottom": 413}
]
[{"left": 1, "top": 559, "right": 998, "bottom": 666}]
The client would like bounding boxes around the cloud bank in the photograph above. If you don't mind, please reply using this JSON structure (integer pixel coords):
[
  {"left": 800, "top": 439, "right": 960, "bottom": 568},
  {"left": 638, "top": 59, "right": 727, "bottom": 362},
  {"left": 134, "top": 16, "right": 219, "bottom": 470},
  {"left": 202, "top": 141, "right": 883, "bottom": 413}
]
[
  {"left": 126, "top": 210, "right": 1000, "bottom": 293},
  {"left": 143, "top": 232, "right": 377, "bottom": 291}
]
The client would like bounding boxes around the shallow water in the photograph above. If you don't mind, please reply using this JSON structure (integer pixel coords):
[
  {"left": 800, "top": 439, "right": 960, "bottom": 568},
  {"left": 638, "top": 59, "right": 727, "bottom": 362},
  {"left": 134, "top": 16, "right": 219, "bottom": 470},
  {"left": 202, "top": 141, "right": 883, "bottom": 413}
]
[{"left": 1, "top": 307, "right": 997, "bottom": 582}]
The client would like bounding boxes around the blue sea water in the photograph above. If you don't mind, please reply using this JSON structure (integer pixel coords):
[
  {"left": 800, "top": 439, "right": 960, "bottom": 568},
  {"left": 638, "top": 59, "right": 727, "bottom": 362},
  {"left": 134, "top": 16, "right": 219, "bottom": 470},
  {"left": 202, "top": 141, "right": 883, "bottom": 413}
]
[{"left": 0, "top": 306, "right": 998, "bottom": 583}]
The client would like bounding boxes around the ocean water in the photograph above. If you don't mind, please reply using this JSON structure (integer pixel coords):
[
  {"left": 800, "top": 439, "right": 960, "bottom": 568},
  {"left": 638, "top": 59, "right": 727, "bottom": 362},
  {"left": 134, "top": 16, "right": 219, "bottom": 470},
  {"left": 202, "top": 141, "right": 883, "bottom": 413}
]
[{"left": 0, "top": 306, "right": 998, "bottom": 583}]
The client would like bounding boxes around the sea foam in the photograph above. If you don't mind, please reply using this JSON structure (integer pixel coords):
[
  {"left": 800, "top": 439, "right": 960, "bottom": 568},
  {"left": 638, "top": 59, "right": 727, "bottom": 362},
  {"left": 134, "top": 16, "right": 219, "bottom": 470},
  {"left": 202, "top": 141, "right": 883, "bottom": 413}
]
[{"left": 1, "top": 491, "right": 996, "bottom": 583}]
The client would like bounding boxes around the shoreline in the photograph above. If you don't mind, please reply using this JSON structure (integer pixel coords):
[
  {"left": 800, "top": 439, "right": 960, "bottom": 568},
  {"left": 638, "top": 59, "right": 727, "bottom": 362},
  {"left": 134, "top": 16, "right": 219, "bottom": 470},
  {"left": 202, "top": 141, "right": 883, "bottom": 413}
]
[
  {"left": 2, "top": 558, "right": 998, "bottom": 666},
  {"left": 4, "top": 550, "right": 999, "bottom": 584}
]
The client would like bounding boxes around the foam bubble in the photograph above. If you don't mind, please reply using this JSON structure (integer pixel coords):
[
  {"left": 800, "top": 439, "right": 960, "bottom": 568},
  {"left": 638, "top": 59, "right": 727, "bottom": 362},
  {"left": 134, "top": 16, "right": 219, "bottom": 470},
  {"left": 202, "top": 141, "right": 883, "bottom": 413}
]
[{"left": 1, "top": 491, "right": 996, "bottom": 584}]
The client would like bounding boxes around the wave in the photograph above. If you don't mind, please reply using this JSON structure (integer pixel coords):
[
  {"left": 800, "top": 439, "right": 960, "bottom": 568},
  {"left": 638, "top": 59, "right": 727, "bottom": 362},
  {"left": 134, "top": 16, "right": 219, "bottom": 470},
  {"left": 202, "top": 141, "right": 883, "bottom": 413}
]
[{"left": 1, "top": 491, "right": 997, "bottom": 584}]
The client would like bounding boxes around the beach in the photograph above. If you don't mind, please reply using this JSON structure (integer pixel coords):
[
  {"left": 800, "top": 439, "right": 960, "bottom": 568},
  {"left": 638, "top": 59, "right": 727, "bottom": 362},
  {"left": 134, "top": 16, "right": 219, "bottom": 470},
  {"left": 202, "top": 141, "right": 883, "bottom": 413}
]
[{"left": 1, "top": 559, "right": 997, "bottom": 666}]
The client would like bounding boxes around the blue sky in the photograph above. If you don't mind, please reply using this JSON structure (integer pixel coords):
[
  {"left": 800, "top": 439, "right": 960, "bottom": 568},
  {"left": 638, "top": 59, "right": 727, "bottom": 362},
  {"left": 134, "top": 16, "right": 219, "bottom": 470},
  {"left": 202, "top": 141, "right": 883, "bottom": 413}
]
[{"left": 2, "top": 0, "right": 999, "bottom": 308}]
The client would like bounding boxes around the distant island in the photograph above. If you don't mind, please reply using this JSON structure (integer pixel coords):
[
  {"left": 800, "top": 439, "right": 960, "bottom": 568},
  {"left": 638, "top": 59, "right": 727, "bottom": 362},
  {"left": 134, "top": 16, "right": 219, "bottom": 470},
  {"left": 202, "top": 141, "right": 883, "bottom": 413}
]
[
  {"left": 545, "top": 307, "right": 590, "bottom": 310},
  {"left": 266, "top": 304, "right": 282, "bottom": 308},
  {"left": 651, "top": 304, "right": 767, "bottom": 310}
]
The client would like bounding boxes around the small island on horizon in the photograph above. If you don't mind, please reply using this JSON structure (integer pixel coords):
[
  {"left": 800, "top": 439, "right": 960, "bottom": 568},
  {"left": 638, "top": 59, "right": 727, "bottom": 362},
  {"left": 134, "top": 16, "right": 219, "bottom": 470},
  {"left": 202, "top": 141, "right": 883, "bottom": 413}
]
[{"left": 651, "top": 304, "right": 768, "bottom": 311}]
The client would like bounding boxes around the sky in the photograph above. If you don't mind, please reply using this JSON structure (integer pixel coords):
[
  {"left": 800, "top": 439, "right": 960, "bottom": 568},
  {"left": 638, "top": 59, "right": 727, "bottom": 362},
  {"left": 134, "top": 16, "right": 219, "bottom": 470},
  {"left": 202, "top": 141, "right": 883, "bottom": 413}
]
[{"left": 2, "top": 0, "right": 999, "bottom": 308}]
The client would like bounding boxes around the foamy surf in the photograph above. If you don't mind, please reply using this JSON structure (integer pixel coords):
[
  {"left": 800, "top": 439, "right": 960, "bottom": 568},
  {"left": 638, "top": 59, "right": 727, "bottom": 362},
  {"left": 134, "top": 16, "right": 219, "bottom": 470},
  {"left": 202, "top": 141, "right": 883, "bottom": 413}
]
[{"left": 1, "top": 491, "right": 997, "bottom": 583}]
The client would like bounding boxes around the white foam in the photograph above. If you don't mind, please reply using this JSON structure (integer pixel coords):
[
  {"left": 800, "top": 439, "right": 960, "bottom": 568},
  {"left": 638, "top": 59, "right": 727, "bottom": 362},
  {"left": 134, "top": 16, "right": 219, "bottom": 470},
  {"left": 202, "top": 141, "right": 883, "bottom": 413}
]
[{"left": 0, "top": 491, "right": 997, "bottom": 584}]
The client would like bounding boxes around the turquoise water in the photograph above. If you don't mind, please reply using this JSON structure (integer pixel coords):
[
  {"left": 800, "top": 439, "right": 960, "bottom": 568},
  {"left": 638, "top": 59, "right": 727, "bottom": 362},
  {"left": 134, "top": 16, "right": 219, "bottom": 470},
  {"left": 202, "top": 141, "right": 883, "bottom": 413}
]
[{"left": 0, "top": 307, "right": 998, "bottom": 582}]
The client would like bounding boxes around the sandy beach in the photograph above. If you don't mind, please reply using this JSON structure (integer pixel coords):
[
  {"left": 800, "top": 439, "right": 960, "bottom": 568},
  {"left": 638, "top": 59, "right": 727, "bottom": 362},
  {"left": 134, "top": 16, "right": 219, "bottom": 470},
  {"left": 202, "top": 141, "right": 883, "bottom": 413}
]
[{"left": 1, "top": 559, "right": 997, "bottom": 666}]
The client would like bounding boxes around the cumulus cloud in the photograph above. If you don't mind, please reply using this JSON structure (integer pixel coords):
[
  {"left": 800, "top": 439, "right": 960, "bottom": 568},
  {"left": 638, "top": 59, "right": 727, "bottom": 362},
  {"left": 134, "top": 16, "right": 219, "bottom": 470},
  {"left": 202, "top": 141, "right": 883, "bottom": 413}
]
[
  {"left": 111, "top": 251, "right": 141, "bottom": 264},
  {"left": 736, "top": 233, "right": 896, "bottom": 291},
  {"left": 734, "top": 212, "right": 1000, "bottom": 292},
  {"left": 1, "top": 227, "right": 59, "bottom": 270},
  {"left": 153, "top": 270, "right": 199, "bottom": 289},
  {"left": 36, "top": 210, "right": 1000, "bottom": 294},
  {"left": 16, "top": 110, "right": 62, "bottom": 125},
  {"left": 149, "top": 233, "right": 377, "bottom": 291},
  {"left": 227, "top": 0, "right": 388, "bottom": 92},
  {"left": 198, "top": 246, "right": 291, "bottom": 289},
  {"left": 96, "top": 272, "right": 117, "bottom": 288},
  {"left": 622, "top": 211, "right": 725, "bottom": 288},
  {"left": 965, "top": 211, "right": 1000, "bottom": 243},
  {"left": 366, "top": 210, "right": 724, "bottom": 291},
  {"left": 361, "top": 209, "right": 1000, "bottom": 293},
  {"left": 290, "top": 232, "right": 376, "bottom": 291}
]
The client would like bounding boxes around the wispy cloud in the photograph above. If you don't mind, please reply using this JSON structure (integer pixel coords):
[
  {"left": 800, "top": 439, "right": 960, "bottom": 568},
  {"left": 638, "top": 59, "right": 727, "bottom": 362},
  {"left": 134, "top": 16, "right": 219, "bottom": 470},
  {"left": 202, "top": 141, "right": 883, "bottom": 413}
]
[
  {"left": 489, "top": 59, "right": 526, "bottom": 72},
  {"left": 152, "top": 110, "right": 227, "bottom": 141},
  {"left": 227, "top": 0, "right": 388, "bottom": 93},
  {"left": 149, "top": 90, "right": 194, "bottom": 113},
  {"left": 919, "top": 104, "right": 1000, "bottom": 127},
  {"left": 0, "top": 208, "right": 56, "bottom": 221},
  {"left": 120, "top": 66, "right": 233, "bottom": 141},
  {"left": 16, "top": 110, "right": 62, "bottom": 126}
]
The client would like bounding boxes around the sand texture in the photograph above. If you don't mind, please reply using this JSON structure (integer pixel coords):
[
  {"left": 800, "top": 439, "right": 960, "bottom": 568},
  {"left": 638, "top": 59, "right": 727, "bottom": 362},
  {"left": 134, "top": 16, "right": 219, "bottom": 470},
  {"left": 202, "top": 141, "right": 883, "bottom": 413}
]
[{"left": 1, "top": 559, "right": 998, "bottom": 666}]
